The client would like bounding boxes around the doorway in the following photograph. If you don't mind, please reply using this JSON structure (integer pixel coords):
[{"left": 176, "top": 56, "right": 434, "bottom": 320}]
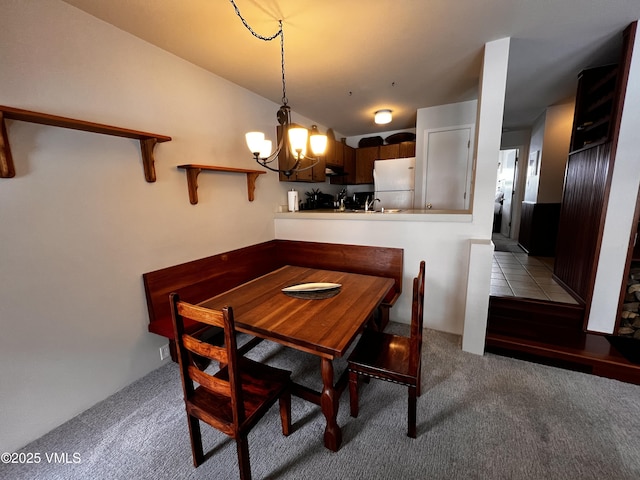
[
  {"left": 495, "top": 149, "right": 518, "bottom": 237},
  {"left": 424, "top": 126, "right": 473, "bottom": 210}
]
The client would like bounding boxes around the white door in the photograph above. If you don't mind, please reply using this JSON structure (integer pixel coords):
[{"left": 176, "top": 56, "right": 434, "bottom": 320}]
[
  {"left": 424, "top": 127, "right": 472, "bottom": 210},
  {"left": 498, "top": 149, "right": 518, "bottom": 236}
]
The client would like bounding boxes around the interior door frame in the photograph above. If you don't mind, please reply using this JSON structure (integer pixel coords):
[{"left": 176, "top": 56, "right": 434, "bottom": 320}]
[
  {"left": 422, "top": 124, "right": 475, "bottom": 211},
  {"left": 497, "top": 148, "right": 519, "bottom": 237}
]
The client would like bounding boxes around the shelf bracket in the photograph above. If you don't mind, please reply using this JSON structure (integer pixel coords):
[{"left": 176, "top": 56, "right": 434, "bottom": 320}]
[
  {"left": 246, "top": 172, "right": 262, "bottom": 202},
  {"left": 183, "top": 166, "right": 202, "bottom": 205},
  {"left": 177, "top": 164, "right": 266, "bottom": 205},
  {"left": 0, "top": 112, "right": 16, "bottom": 178},
  {"left": 140, "top": 137, "right": 158, "bottom": 182}
]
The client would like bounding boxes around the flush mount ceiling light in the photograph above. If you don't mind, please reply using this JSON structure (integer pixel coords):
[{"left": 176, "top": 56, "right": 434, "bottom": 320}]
[
  {"left": 374, "top": 109, "right": 393, "bottom": 125},
  {"left": 230, "top": 0, "right": 327, "bottom": 177}
]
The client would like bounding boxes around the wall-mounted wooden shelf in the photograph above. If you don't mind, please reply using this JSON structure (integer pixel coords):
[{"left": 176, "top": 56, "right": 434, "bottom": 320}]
[
  {"left": 177, "top": 164, "right": 266, "bottom": 205},
  {"left": 0, "top": 105, "right": 171, "bottom": 182}
]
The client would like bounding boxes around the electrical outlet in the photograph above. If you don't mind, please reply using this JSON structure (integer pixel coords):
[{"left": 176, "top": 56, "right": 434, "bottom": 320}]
[{"left": 159, "top": 344, "right": 170, "bottom": 361}]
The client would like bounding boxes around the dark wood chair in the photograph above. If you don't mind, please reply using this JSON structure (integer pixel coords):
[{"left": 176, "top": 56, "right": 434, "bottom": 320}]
[
  {"left": 347, "top": 260, "right": 425, "bottom": 438},
  {"left": 170, "top": 293, "right": 292, "bottom": 480}
]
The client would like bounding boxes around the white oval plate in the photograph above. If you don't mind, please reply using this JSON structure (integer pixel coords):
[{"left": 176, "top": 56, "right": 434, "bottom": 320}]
[{"left": 282, "top": 282, "right": 342, "bottom": 293}]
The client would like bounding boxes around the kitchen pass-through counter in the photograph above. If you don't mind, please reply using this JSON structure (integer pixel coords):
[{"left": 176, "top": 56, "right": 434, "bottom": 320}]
[{"left": 275, "top": 209, "right": 473, "bottom": 223}]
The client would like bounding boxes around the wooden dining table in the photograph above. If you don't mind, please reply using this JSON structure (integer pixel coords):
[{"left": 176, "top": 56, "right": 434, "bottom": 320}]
[{"left": 199, "top": 264, "right": 395, "bottom": 452}]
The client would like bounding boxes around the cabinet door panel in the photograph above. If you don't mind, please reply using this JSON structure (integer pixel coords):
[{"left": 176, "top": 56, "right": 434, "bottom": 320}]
[
  {"left": 424, "top": 128, "right": 471, "bottom": 210},
  {"left": 355, "top": 146, "right": 378, "bottom": 184}
]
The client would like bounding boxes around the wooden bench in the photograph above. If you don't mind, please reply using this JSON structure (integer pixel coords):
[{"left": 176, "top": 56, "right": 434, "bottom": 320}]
[{"left": 143, "top": 240, "right": 403, "bottom": 360}]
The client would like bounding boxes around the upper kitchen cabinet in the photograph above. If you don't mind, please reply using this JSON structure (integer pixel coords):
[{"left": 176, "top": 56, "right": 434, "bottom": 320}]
[
  {"left": 330, "top": 140, "right": 355, "bottom": 185},
  {"left": 570, "top": 64, "right": 620, "bottom": 152},
  {"left": 323, "top": 133, "right": 344, "bottom": 169},
  {"left": 355, "top": 146, "right": 378, "bottom": 184},
  {"left": 378, "top": 141, "right": 416, "bottom": 159},
  {"left": 277, "top": 126, "right": 326, "bottom": 183}
]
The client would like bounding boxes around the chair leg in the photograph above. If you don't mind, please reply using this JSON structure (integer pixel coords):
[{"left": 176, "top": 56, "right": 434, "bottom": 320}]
[
  {"left": 417, "top": 363, "right": 422, "bottom": 397},
  {"left": 187, "top": 415, "right": 204, "bottom": 466},
  {"left": 279, "top": 391, "right": 292, "bottom": 436},
  {"left": 408, "top": 385, "right": 417, "bottom": 438},
  {"left": 236, "top": 435, "right": 252, "bottom": 480},
  {"left": 348, "top": 370, "right": 359, "bottom": 417}
]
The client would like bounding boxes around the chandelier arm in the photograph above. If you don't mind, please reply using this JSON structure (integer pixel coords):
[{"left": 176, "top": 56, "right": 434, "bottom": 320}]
[{"left": 291, "top": 158, "right": 319, "bottom": 173}]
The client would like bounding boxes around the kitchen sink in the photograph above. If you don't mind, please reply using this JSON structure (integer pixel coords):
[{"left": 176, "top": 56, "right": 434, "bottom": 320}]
[{"left": 348, "top": 209, "right": 403, "bottom": 213}]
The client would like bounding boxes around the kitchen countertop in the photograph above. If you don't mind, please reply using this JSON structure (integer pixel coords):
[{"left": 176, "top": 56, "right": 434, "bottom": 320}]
[{"left": 274, "top": 209, "right": 473, "bottom": 222}]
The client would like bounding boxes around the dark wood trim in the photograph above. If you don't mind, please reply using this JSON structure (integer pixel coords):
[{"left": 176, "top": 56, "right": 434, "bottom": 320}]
[
  {"left": 486, "top": 332, "right": 640, "bottom": 385},
  {"left": 488, "top": 296, "right": 585, "bottom": 340},
  {"left": 487, "top": 295, "right": 640, "bottom": 384},
  {"left": 517, "top": 202, "right": 561, "bottom": 256}
]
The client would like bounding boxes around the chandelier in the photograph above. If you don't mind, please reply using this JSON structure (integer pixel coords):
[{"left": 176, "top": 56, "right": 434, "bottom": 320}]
[{"left": 230, "top": 0, "right": 328, "bottom": 177}]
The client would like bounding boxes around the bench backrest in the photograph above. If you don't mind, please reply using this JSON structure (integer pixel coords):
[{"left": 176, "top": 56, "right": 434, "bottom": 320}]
[
  {"left": 143, "top": 239, "right": 403, "bottom": 339},
  {"left": 274, "top": 240, "right": 403, "bottom": 304},
  {"left": 143, "top": 241, "right": 281, "bottom": 337}
]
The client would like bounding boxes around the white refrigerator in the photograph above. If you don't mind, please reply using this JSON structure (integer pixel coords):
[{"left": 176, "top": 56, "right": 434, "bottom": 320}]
[{"left": 373, "top": 157, "right": 416, "bottom": 210}]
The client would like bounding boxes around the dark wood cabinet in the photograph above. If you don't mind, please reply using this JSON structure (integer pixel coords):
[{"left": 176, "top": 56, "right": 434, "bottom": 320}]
[
  {"left": 330, "top": 141, "right": 355, "bottom": 185},
  {"left": 355, "top": 146, "right": 378, "bottom": 184},
  {"left": 324, "top": 137, "right": 344, "bottom": 169},
  {"left": 518, "top": 202, "right": 561, "bottom": 257},
  {"left": 554, "top": 23, "right": 635, "bottom": 320},
  {"left": 570, "top": 65, "right": 619, "bottom": 152},
  {"left": 379, "top": 142, "right": 416, "bottom": 159}
]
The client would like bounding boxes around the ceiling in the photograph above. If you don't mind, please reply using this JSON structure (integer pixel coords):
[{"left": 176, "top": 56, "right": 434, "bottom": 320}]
[{"left": 61, "top": 0, "right": 640, "bottom": 136}]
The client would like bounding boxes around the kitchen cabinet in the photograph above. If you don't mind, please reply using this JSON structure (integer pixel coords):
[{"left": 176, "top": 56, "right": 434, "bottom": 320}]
[
  {"left": 355, "top": 146, "right": 377, "bottom": 184},
  {"left": 378, "top": 141, "right": 416, "bottom": 160},
  {"left": 330, "top": 141, "right": 355, "bottom": 185},
  {"left": 324, "top": 136, "right": 344, "bottom": 169},
  {"left": 277, "top": 126, "right": 326, "bottom": 183},
  {"left": 570, "top": 65, "right": 619, "bottom": 152}
]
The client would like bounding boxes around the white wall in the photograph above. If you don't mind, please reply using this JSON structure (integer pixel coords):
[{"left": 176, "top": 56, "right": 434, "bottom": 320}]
[
  {"left": 522, "top": 103, "right": 573, "bottom": 204},
  {"left": 0, "top": 0, "right": 317, "bottom": 452},
  {"left": 538, "top": 103, "right": 573, "bottom": 203},
  {"left": 524, "top": 112, "right": 545, "bottom": 202}
]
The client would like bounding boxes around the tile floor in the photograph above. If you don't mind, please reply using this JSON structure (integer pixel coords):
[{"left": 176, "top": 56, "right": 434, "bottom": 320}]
[{"left": 491, "top": 250, "right": 578, "bottom": 304}]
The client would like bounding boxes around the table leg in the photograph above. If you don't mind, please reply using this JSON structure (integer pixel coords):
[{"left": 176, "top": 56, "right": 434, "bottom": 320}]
[{"left": 320, "top": 358, "right": 342, "bottom": 451}]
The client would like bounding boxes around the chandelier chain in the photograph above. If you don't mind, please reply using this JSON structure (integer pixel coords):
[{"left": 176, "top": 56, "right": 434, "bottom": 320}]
[{"left": 229, "top": 0, "right": 287, "bottom": 105}]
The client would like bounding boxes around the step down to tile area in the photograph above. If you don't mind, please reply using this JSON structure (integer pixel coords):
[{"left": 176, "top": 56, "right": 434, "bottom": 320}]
[{"left": 486, "top": 295, "right": 640, "bottom": 385}]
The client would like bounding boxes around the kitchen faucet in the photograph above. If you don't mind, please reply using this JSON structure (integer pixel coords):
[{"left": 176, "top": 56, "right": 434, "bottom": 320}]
[{"left": 365, "top": 196, "right": 380, "bottom": 212}]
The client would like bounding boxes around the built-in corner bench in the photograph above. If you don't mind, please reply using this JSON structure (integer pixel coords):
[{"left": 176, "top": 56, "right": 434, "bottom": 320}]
[{"left": 143, "top": 240, "right": 404, "bottom": 360}]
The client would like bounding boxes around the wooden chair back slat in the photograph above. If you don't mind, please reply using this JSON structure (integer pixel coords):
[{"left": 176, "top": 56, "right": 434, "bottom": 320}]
[
  {"left": 177, "top": 302, "right": 225, "bottom": 328},
  {"left": 188, "top": 365, "right": 232, "bottom": 397},
  {"left": 182, "top": 334, "right": 227, "bottom": 364}
]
